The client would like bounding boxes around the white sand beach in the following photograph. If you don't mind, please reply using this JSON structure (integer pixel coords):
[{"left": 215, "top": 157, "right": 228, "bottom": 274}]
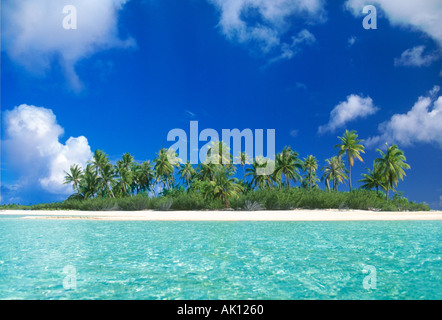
[{"left": 1, "top": 209, "right": 442, "bottom": 221}]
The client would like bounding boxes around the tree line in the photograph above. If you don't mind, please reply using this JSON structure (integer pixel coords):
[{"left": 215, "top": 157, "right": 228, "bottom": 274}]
[{"left": 64, "top": 130, "right": 411, "bottom": 207}]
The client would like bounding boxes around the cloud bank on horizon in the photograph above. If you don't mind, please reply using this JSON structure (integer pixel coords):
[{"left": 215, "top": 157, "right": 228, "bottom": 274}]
[{"left": 2, "top": 105, "right": 93, "bottom": 195}]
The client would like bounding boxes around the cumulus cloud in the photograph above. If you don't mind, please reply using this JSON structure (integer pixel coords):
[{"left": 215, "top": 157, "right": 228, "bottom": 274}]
[
  {"left": 366, "top": 86, "right": 442, "bottom": 148},
  {"left": 208, "top": 0, "right": 325, "bottom": 60},
  {"left": 345, "top": 0, "right": 442, "bottom": 45},
  {"left": 2, "top": 0, "right": 135, "bottom": 91},
  {"left": 394, "top": 46, "right": 440, "bottom": 67},
  {"left": 2, "top": 104, "right": 93, "bottom": 194},
  {"left": 318, "top": 94, "right": 379, "bottom": 134}
]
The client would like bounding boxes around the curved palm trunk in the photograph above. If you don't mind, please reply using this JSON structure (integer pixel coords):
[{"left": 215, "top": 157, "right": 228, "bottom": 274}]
[
  {"left": 107, "top": 181, "right": 115, "bottom": 198},
  {"left": 74, "top": 182, "right": 80, "bottom": 194},
  {"left": 348, "top": 154, "right": 352, "bottom": 192}
]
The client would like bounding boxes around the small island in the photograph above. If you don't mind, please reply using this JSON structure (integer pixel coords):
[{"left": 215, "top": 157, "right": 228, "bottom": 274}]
[{"left": 2, "top": 130, "right": 433, "bottom": 214}]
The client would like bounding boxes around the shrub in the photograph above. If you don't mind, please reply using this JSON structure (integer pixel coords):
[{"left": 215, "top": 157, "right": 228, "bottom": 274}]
[
  {"left": 242, "top": 200, "right": 265, "bottom": 211},
  {"left": 0, "top": 188, "right": 430, "bottom": 211}
]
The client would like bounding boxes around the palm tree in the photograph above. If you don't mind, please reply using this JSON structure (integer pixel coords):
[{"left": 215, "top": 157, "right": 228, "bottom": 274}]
[
  {"left": 90, "top": 150, "right": 108, "bottom": 175},
  {"left": 209, "top": 166, "right": 243, "bottom": 208},
  {"left": 321, "top": 156, "right": 348, "bottom": 191},
  {"left": 114, "top": 162, "right": 133, "bottom": 197},
  {"left": 302, "top": 155, "right": 319, "bottom": 190},
  {"left": 79, "top": 164, "right": 100, "bottom": 199},
  {"left": 154, "top": 148, "right": 179, "bottom": 190},
  {"left": 321, "top": 162, "right": 332, "bottom": 191},
  {"left": 375, "top": 144, "right": 410, "bottom": 200},
  {"left": 274, "top": 146, "right": 302, "bottom": 188},
  {"left": 135, "top": 161, "right": 155, "bottom": 194},
  {"left": 89, "top": 150, "right": 116, "bottom": 197},
  {"left": 100, "top": 162, "right": 117, "bottom": 198},
  {"left": 206, "top": 141, "right": 231, "bottom": 166},
  {"left": 359, "top": 162, "right": 386, "bottom": 193},
  {"left": 235, "top": 151, "right": 251, "bottom": 181},
  {"left": 120, "top": 153, "right": 135, "bottom": 171},
  {"left": 246, "top": 156, "right": 274, "bottom": 190},
  {"left": 196, "top": 162, "right": 216, "bottom": 182},
  {"left": 335, "top": 130, "right": 365, "bottom": 191},
  {"left": 178, "top": 161, "right": 195, "bottom": 189},
  {"left": 63, "top": 164, "right": 83, "bottom": 194}
]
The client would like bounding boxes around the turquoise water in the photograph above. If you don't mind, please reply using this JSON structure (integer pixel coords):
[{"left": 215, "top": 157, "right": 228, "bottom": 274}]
[{"left": 0, "top": 217, "right": 441, "bottom": 299}]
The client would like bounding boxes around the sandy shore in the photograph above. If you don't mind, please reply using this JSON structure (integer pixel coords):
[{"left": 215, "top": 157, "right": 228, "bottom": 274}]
[{"left": 1, "top": 209, "right": 442, "bottom": 221}]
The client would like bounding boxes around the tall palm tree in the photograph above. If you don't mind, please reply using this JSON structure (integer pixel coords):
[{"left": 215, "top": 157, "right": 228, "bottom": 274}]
[
  {"left": 178, "top": 161, "right": 195, "bottom": 189},
  {"left": 79, "top": 164, "right": 100, "bottom": 199},
  {"left": 359, "top": 162, "right": 386, "bottom": 193},
  {"left": 321, "top": 156, "right": 348, "bottom": 191},
  {"left": 246, "top": 156, "right": 274, "bottom": 190},
  {"left": 206, "top": 141, "right": 231, "bottom": 166},
  {"left": 100, "top": 162, "right": 117, "bottom": 198},
  {"left": 274, "top": 146, "right": 302, "bottom": 188},
  {"left": 375, "top": 144, "right": 410, "bottom": 200},
  {"left": 196, "top": 162, "right": 216, "bottom": 182},
  {"left": 115, "top": 153, "right": 136, "bottom": 195},
  {"left": 209, "top": 165, "right": 243, "bottom": 208},
  {"left": 235, "top": 151, "right": 251, "bottom": 181},
  {"left": 114, "top": 162, "right": 133, "bottom": 197},
  {"left": 135, "top": 161, "right": 155, "bottom": 194},
  {"left": 90, "top": 150, "right": 108, "bottom": 176},
  {"left": 120, "top": 153, "right": 135, "bottom": 171},
  {"left": 89, "top": 149, "right": 116, "bottom": 197},
  {"left": 335, "top": 130, "right": 365, "bottom": 191},
  {"left": 63, "top": 164, "right": 83, "bottom": 194},
  {"left": 302, "top": 155, "right": 319, "bottom": 190},
  {"left": 154, "top": 148, "right": 179, "bottom": 190}
]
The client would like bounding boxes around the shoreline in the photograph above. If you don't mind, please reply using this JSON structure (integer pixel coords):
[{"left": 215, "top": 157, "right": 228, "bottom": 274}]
[{"left": 1, "top": 209, "right": 442, "bottom": 221}]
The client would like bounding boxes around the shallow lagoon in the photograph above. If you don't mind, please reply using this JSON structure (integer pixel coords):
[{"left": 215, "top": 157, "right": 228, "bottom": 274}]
[{"left": 0, "top": 218, "right": 440, "bottom": 299}]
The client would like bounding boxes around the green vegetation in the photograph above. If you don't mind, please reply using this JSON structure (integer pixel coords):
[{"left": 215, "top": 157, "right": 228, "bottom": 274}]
[{"left": 1, "top": 131, "right": 430, "bottom": 212}]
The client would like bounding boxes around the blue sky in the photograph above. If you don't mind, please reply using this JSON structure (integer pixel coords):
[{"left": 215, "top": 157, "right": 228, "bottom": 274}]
[{"left": 1, "top": 0, "right": 442, "bottom": 208}]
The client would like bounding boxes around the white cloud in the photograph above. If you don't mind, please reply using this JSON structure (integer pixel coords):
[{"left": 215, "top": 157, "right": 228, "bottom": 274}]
[
  {"left": 345, "top": 0, "right": 442, "bottom": 45},
  {"left": 318, "top": 94, "right": 379, "bottom": 134},
  {"left": 208, "top": 0, "right": 325, "bottom": 60},
  {"left": 347, "top": 36, "right": 357, "bottom": 47},
  {"left": 366, "top": 86, "right": 442, "bottom": 148},
  {"left": 2, "top": 104, "right": 93, "bottom": 194},
  {"left": 272, "top": 29, "right": 316, "bottom": 63},
  {"left": 394, "top": 46, "right": 440, "bottom": 67},
  {"left": 2, "top": 0, "right": 135, "bottom": 91}
]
